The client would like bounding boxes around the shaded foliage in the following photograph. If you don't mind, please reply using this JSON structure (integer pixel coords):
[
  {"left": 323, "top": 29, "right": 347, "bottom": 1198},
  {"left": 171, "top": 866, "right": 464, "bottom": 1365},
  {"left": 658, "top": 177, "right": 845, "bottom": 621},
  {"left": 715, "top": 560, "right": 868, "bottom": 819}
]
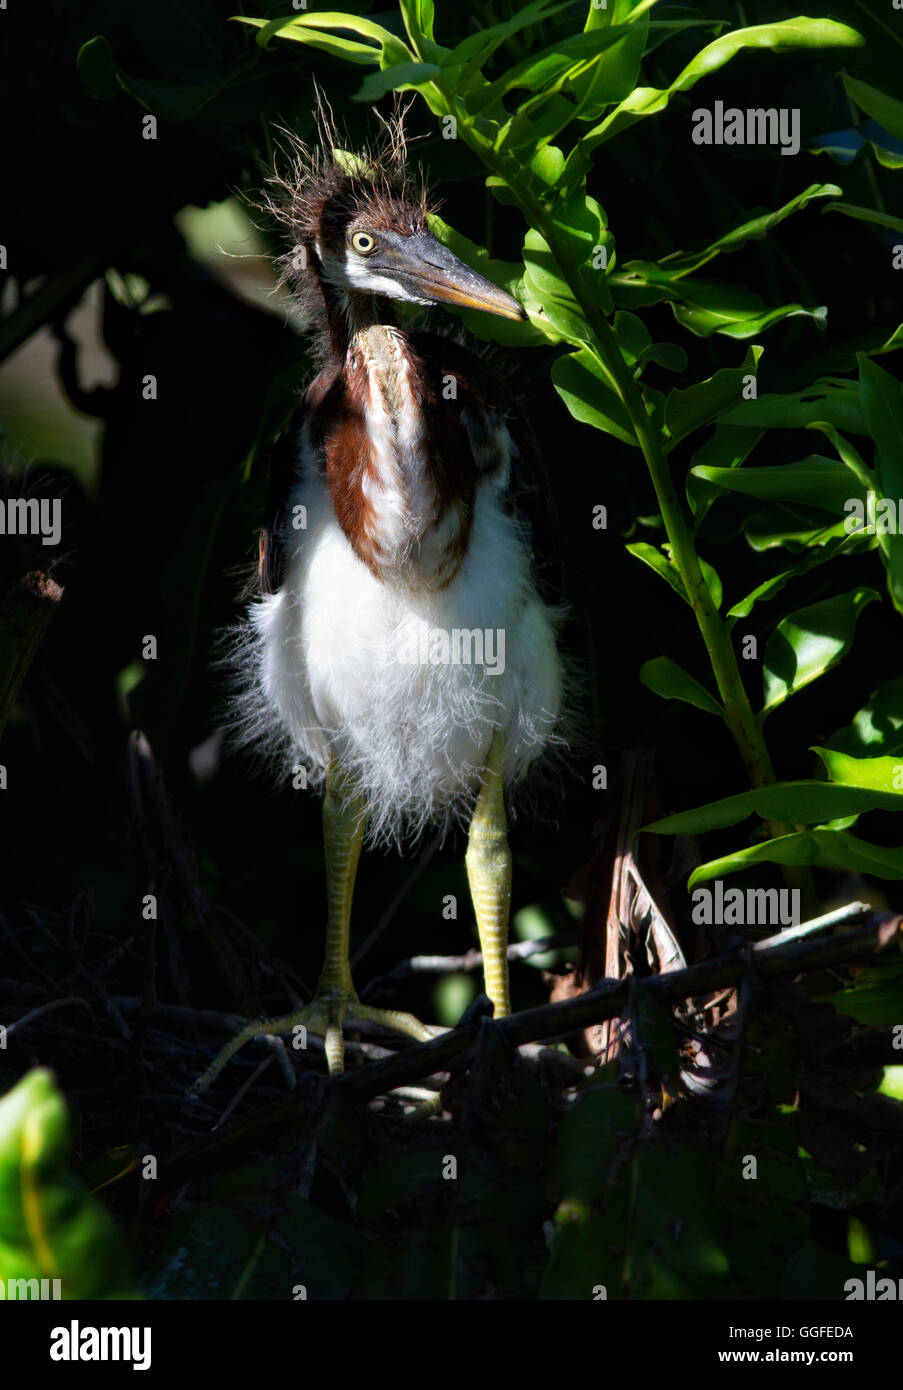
[{"left": 1, "top": 0, "right": 903, "bottom": 1300}]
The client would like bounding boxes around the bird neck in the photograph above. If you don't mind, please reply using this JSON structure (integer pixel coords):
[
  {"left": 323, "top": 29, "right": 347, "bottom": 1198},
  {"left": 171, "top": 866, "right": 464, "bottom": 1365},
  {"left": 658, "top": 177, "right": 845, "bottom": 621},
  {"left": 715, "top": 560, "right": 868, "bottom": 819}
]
[
  {"left": 316, "top": 267, "right": 393, "bottom": 358},
  {"left": 321, "top": 321, "right": 472, "bottom": 590}
]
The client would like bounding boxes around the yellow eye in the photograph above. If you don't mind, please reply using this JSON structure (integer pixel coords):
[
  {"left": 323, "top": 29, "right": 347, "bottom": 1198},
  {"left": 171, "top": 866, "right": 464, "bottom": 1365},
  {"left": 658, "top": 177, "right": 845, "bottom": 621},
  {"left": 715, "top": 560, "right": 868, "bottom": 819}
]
[{"left": 350, "top": 231, "right": 376, "bottom": 255}]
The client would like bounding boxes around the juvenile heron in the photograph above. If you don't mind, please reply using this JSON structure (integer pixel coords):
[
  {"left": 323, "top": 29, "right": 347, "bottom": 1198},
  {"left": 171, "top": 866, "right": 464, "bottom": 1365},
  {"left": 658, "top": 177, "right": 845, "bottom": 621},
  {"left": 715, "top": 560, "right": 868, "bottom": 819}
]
[{"left": 195, "top": 112, "right": 564, "bottom": 1088}]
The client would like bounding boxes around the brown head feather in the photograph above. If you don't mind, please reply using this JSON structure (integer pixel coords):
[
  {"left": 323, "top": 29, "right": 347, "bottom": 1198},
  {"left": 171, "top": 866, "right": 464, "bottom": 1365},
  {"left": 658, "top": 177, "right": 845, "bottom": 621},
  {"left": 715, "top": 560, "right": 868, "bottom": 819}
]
[{"left": 254, "top": 92, "right": 437, "bottom": 357}]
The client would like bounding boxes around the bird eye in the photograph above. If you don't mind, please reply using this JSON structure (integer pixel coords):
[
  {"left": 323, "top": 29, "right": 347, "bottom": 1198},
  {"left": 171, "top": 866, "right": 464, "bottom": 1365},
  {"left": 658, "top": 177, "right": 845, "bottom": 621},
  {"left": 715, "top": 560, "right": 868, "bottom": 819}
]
[{"left": 350, "top": 231, "right": 376, "bottom": 255}]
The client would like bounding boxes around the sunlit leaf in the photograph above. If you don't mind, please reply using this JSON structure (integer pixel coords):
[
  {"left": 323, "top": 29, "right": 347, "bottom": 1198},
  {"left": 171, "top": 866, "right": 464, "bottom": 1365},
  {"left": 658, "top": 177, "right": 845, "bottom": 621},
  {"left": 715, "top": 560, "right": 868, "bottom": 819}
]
[
  {"left": 427, "top": 215, "right": 544, "bottom": 346},
  {"left": 814, "top": 746, "right": 903, "bottom": 793},
  {"left": 441, "top": 0, "right": 570, "bottom": 77},
  {"left": 688, "top": 829, "right": 903, "bottom": 886},
  {"left": 355, "top": 62, "right": 441, "bottom": 101},
  {"left": 743, "top": 508, "right": 850, "bottom": 553},
  {"left": 762, "top": 588, "right": 879, "bottom": 714},
  {"left": 639, "top": 655, "right": 724, "bottom": 718},
  {"left": 237, "top": 13, "right": 411, "bottom": 67},
  {"left": 626, "top": 542, "right": 688, "bottom": 601},
  {"left": 614, "top": 268, "right": 825, "bottom": 340},
  {"left": 399, "top": 0, "right": 438, "bottom": 48},
  {"left": 0, "top": 1071, "right": 135, "bottom": 1299},
  {"left": 666, "top": 345, "right": 762, "bottom": 444},
  {"left": 551, "top": 347, "right": 635, "bottom": 442},
  {"left": 690, "top": 456, "right": 865, "bottom": 514},
  {"left": 523, "top": 231, "right": 591, "bottom": 343},
  {"left": 721, "top": 380, "right": 866, "bottom": 435},
  {"left": 579, "top": 17, "right": 863, "bottom": 150},
  {"left": 824, "top": 678, "right": 903, "bottom": 759},
  {"left": 645, "top": 780, "right": 903, "bottom": 836}
]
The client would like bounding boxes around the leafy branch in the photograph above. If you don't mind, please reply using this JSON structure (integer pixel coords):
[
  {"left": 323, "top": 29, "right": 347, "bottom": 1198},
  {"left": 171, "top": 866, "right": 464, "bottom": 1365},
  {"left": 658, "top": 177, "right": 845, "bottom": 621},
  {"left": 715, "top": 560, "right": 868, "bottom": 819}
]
[{"left": 232, "top": 1, "right": 903, "bottom": 891}]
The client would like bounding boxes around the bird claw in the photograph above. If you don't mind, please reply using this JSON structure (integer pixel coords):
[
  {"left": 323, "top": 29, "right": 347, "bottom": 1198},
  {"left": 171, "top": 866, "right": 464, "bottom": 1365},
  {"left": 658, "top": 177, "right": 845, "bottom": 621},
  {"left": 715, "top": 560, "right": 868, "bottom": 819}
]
[{"left": 190, "top": 992, "right": 435, "bottom": 1093}]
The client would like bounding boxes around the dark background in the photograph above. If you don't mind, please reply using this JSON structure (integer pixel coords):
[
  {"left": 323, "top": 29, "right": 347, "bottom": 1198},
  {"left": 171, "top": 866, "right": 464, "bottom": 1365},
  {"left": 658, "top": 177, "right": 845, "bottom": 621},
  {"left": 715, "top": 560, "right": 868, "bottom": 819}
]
[{"left": 1, "top": 0, "right": 902, "bottom": 1299}]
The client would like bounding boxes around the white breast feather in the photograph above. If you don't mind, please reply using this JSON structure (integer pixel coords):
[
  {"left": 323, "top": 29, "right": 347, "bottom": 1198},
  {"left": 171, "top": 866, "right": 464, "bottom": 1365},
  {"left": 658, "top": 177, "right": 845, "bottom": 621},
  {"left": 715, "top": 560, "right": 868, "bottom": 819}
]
[{"left": 236, "top": 456, "right": 564, "bottom": 845}]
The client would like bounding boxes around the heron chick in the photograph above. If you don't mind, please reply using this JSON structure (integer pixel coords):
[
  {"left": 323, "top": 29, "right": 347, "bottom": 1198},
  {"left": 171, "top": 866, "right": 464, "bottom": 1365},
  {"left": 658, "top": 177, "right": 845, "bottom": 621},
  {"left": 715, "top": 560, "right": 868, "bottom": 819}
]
[{"left": 194, "top": 110, "right": 565, "bottom": 1088}]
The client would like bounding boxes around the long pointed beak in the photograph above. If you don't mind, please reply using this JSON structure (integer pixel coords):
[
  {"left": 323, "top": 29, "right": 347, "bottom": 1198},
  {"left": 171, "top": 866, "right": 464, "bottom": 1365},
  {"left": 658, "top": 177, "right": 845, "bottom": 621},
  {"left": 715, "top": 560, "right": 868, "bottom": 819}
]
[{"left": 381, "top": 231, "right": 526, "bottom": 321}]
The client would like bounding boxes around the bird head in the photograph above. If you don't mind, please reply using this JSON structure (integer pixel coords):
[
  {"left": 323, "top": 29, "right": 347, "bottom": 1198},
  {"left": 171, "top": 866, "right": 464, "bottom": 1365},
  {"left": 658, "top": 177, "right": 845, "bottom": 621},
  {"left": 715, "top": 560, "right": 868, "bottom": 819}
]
[{"left": 261, "top": 104, "right": 525, "bottom": 333}]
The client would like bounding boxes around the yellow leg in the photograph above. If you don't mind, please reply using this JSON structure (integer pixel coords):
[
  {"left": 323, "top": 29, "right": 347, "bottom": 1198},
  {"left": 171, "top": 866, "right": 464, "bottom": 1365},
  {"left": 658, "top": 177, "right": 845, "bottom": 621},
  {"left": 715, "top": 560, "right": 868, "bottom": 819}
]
[
  {"left": 466, "top": 731, "right": 512, "bottom": 1017},
  {"left": 191, "top": 759, "right": 433, "bottom": 1093}
]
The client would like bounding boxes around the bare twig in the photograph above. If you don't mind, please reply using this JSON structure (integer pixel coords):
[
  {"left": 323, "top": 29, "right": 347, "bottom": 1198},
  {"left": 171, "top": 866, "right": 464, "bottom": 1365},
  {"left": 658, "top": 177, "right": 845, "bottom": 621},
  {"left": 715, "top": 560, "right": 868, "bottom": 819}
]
[
  {"left": 335, "top": 912, "right": 902, "bottom": 1102},
  {"left": 5, "top": 997, "right": 94, "bottom": 1038},
  {"left": 751, "top": 899, "right": 872, "bottom": 950}
]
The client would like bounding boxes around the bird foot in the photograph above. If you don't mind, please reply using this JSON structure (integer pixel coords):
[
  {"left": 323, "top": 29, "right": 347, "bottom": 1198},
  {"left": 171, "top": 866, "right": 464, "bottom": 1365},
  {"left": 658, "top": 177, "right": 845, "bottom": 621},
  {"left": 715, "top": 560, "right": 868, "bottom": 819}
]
[{"left": 190, "top": 989, "right": 435, "bottom": 1093}]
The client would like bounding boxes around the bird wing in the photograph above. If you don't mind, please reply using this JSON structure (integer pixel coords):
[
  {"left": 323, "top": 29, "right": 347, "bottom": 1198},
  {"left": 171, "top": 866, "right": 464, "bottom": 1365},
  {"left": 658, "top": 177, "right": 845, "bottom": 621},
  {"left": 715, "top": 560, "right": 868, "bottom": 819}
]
[
  {"left": 257, "top": 403, "right": 306, "bottom": 595},
  {"left": 411, "top": 330, "right": 565, "bottom": 605}
]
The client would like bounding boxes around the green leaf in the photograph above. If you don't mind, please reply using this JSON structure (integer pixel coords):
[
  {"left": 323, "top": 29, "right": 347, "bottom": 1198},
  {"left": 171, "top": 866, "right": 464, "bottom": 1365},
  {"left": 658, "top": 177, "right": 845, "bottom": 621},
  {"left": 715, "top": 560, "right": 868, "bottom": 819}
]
[
  {"left": 688, "top": 828, "right": 903, "bottom": 887},
  {"left": 579, "top": 18, "right": 863, "bottom": 150},
  {"left": 441, "top": 0, "right": 571, "bottom": 77},
  {"left": 76, "top": 34, "right": 240, "bottom": 120},
  {"left": 858, "top": 355, "right": 903, "bottom": 616},
  {"left": 880, "top": 1066, "right": 903, "bottom": 1100},
  {"left": 615, "top": 268, "right": 825, "bottom": 340},
  {"left": 613, "top": 310, "right": 652, "bottom": 366},
  {"left": 239, "top": 12, "right": 412, "bottom": 67},
  {"left": 400, "top": 0, "right": 437, "bottom": 46},
  {"left": 522, "top": 230, "right": 590, "bottom": 343},
  {"left": 762, "top": 587, "right": 879, "bottom": 714},
  {"left": 541, "top": 1203, "right": 626, "bottom": 1299},
  {"left": 572, "top": 24, "right": 646, "bottom": 114},
  {"left": 826, "top": 678, "right": 903, "bottom": 758},
  {"left": 355, "top": 62, "right": 441, "bottom": 101},
  {"left": 817, "top": 963, "right": 903, "bottom": 1025},
  {"left": 551, "top": 347, "right": 635, "bottom": 443},
  {"left": 672, "top": 297, "right": 825, "bottom": 341},
  {"left": 552, "top": 1084, "right": 642, "bottom": 1203},
  {"left": 666, "top": 346, "right": 762, "bottom": 444},
  {"left": 721, "top": 380, "right": 866, "bottom": 435},
  {"left": 427, "top": 215, "right": 544, "bottom": 347},
  {"left": 490, "top": 22, "right": 661, "bottom": 98},
  {"left": 805, "top": 421, "right": 874, "bottom": 491},
  {"left": 645, "top": 779, "right": 903, "bottom": 836},
  {"left": 662, "top": 184, "right": 842, "bottom": 277},
  {"left": 843, "top": 75, "right": 903, "bottom": 144},
  {"left": 814, "top": 746, "right": 903, "bottom": 793},
  {"left": 626, "top": 542, "right": 688, "bottom": 602},
  {"left": 700, "top": 554, "right": 723, "bottom": 610},
  {"left": 727, "top": 533, "right": 865, "bottom": 620},
  {"left": 690, "top": 456, "right": 865, "bottom": 514},
  {"left": 145, "top": 1180, "right": 366, "bottom": 1299},
  {"left": 743, "top": 507, "right": 850, "bottom": 554},
  {"left": 640, "top": 341, "right": 688, "bottom": 372},
  {"left": 543, "top": 192, "right": 614, "bottom": 311},
  {"left": 0, "top": 1070, "right": 135, "bottom": 1298},
  {"left": 639, "top": 655, "right": 725, "bottom": 718},
  {"left": 77, "top": 36, "right": 122, "bottom": 101},
  {"left": 83, "top": 1145, "right": 138, "bottom": 1195},
  {"left": 858, "top": 353, "right": 903, "bottom": 480},
  {"left": 687, "top": 423, "right": 765, "bottom": 522},
  {"left": 627, "top": 1142, "right": 729, "bottom": 1297},
  {"left": 823, "top": 201, "right": 903, "bottom": 237}
]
